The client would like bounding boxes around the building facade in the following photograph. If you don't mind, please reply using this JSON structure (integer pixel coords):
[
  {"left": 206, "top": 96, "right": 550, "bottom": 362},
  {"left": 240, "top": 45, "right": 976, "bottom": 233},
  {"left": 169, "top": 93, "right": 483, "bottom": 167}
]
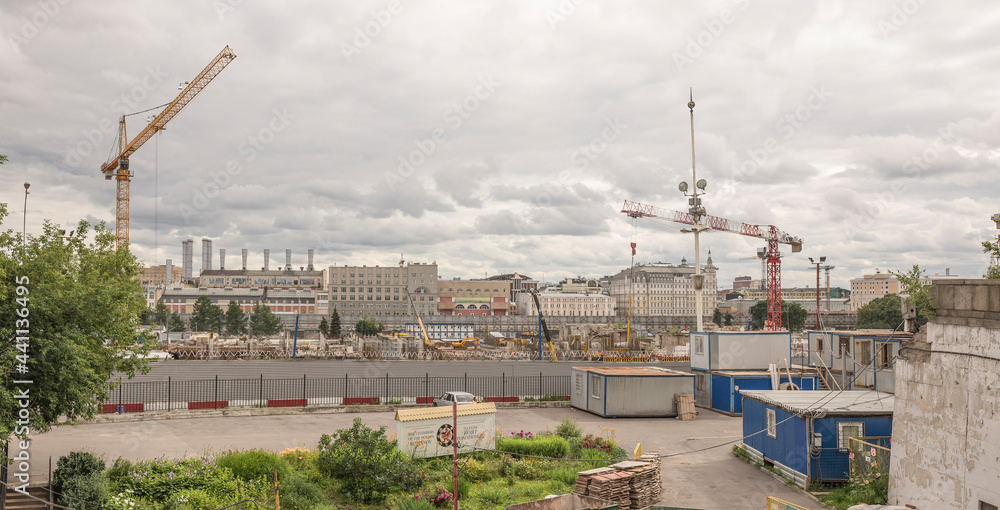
[
  {"left": 515, "top": 291, "right": 615, "bottom": 317},
  {"left": 327, "top": 261, "right": 439, "bottom": 318},
  {"left": 141, "top": 263, "right": 183, "bottom": 287},
  {"left": 437, "top": 279, "right": 511, "bottom": 316},
  {"left": 850, "top": 273, "right": 900, "bottom": 311},
  {"left": 197, "top": 269, "right": 327, "bottom": 291},
  {"left": 608, "top": 255, "right": 718, "bottom": 319},
  {"left": 158, "top": 287, "right": 316, "bottom": 316}
]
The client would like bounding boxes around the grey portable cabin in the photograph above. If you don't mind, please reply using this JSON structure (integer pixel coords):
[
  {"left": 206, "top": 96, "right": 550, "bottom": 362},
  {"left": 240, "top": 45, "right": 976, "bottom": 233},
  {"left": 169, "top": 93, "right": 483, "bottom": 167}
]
[
  {"left": 805, "top": 330, "right": 912, "bottom": 393},
  {"left": 571, "top": 366, "right": 695, "bottom": 418}
]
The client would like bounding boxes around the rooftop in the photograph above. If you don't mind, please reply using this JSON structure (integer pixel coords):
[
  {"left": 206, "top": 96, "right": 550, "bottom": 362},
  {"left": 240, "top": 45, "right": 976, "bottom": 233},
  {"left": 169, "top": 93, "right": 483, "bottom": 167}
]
[
  {"left": 740, "top": 390, "right": 894, "bottom": 416},
  {"left": 573, "top": 366, "right": 692, "bottom": 377}
]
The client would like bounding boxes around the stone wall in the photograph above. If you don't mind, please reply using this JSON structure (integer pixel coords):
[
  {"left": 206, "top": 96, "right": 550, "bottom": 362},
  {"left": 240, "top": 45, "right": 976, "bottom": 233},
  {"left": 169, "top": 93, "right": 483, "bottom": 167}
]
[{"left": 889, "top": 279, "right": 1000, "bottom": 509}]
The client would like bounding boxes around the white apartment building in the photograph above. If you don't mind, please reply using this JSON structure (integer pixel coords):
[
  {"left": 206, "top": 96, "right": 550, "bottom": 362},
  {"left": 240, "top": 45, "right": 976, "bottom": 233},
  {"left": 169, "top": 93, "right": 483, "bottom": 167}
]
[
  {"left": 515, "top": 292, "right": 615, "bottom": 317},
  {"left": 328, "top": 261, "right": 439, "bottom": 317},
  {"left": 608, "top": 255, "right": 718, "bottom": 319}
]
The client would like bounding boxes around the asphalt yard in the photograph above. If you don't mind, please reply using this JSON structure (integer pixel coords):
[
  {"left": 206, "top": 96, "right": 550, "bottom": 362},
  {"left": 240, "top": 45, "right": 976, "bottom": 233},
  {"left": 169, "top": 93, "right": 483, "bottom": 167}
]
[{"left": 30, "top": 406, "right": 820, "bottom": 509}]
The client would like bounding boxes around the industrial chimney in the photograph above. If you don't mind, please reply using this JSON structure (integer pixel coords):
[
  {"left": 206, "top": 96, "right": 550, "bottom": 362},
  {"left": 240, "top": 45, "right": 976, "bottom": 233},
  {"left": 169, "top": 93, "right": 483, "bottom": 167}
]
[
  {"left": 242, "top": 248, "right": 248, "bottom": 270},
  {"left": 285, "top": 249, "right": 292, "bottom": 271},
  {"left": 182, "top": 239, "right": 193, "bottom": 279},
  {"left": 165, "top": 259, "right": 173, "bottom": 286},
  {"left": 307, "top": 249, "right": 314, "bottom": 271},
  {"left": 219, "top": 249, "right": 226, "bottom": 270},
  {"left": 264, "top": 249, "right": 270, "bottom": 271},
  {"left": 202, "top": 238, "right": 212, "bottom": 273}
]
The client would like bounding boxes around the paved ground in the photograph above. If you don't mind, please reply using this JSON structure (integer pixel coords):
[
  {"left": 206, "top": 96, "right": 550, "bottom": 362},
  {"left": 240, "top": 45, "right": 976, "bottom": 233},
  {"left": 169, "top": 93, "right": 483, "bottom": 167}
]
[
  {"left": 28, "top": 407, "right": 820, "bottom": 509},
  {"left": 126, "top": 359, "right": 690, "bottom": 381}
]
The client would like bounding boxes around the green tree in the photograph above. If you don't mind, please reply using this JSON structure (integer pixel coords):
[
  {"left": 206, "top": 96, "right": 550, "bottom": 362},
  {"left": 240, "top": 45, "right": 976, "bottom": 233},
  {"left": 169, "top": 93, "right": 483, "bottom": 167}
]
[
  {"left": 189, "top": 295, "right": 224, "bottom": 332},
  {"left": 249, "top": 301, "right": 282, "bottom": 339},
  {"left": 723, "top": 312, "right": 734, "bottom": 326},
  {"left": 711, "top": 309, "right": 723, "bottom": 326},
  {"left": 982, "top": 240, "right": 1000, "bottom": 279},
  {"left": 329, "top": 307, "right": 341, "bottom": 337},
  {"left": 856, "top": 293, "right": 904, "bottom": 330},
  {"left": 152, "top": 302, "right": 169, "bottom": 327},
  {"left": 225, "top": 301, "right": 247, "bottom": 337},
  {"left": 748, "top": 300, "right": 809, "bottom": 331},
  {"left": 318, "top": 316, "right": 329, "bottom": 337},
  {"left": 168, "top": 311, "right": 186, "bottom": 332},
  {"left": 1, "top": 204, "right": 150, "bottom": 442},
  {"left": 891, "top": 264, "right": 935, "bottom": 321},
  {"left": 354, "top": 316, "right": 382, "bottom": 335}
]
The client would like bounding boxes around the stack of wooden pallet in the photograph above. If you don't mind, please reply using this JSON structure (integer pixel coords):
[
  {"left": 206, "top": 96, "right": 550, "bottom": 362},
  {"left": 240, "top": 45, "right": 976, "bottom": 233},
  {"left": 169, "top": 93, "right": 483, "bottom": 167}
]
[
  {"left": 611, "top": 460, "right": 661, "bottom": 509},
  {"left": 572, "top": 466, "right": 615, "bottom": 496},
  {"left": 587, "top": 471, "right": 633, "bottom": 509},
  {"left": 676, "top": 393, "right": 697, "bottom": 420}
]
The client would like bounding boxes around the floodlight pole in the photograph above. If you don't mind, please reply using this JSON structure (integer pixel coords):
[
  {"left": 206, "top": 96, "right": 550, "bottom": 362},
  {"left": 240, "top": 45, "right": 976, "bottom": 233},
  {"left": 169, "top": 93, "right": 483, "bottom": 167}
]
[
  {"left": 22, "top": 182, "right": 30, "bottom": 247},
  {"left": 688, "top": 90, "right": 705, "bottom": 333}
]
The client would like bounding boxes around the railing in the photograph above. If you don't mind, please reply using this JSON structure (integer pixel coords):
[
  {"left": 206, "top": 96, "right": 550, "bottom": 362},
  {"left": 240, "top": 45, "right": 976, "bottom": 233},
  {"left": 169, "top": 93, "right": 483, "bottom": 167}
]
[
  {"left": 766, "top": 497, "right": 810, "bottom": 510},
  {"left": 101, "top": 373, "right": 571, "bottom": 413},
  {"left": 166, "top": 348, "right": 689, "bottom": 363}
]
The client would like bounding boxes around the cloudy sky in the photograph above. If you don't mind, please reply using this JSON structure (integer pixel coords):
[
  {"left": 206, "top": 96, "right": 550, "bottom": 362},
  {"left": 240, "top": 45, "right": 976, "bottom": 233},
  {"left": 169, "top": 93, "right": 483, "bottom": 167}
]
[{"left": 2, "top": 1, "right": 998, "bottom": 289}]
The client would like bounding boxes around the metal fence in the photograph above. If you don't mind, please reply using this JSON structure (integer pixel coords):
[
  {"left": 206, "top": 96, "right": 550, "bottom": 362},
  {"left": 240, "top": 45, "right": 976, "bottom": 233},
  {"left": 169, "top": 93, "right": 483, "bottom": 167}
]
[
  {"left": 166, "top": 348, "right": 690, "bottom": 362},
  {"left": 101, "top": 373, "right": 571, "bottom": 413}
]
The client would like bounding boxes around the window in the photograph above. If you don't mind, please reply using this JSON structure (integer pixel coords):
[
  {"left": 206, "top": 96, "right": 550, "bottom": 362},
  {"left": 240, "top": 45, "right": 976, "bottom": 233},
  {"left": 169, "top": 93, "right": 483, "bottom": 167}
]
[
  {"left": 981, "top": 502, "right": 998, "bottom": 510},
  {"left": 696, "top": 372, "right": 706, "bottom": 392},
  {"left": 838, "top": 336, "right": 851, "bottom": 357},
  {"left": 816, "top": 336, "right": 824, "bottom": 353},
  {"left": 694, "top": 336, "right": 704, "bottom": 356},
  {"left": 766, "top": 409, "right": 777, "bottom": 439},
  {"left": 575, "top": 373, "right": 584, "bottom": 396},
  {"left": 590, "top": 375, "right": 601, "bottom": 398},
  {"left": 857, "top": 341, "right": 872, "bottom": 365},
  {"left": 876, "top": 343, "right": 891, "bottom": 369},
  {"left": 837, "top": 422, "right": 864, "bottom": 451}
]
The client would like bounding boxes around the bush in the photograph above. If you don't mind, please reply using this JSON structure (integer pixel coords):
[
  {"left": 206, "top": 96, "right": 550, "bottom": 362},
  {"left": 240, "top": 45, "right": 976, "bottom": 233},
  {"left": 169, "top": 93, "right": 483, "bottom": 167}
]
[
  {"left": 317, "top": 417, "right": 422, "bottom": 504},
  {"left": 549, "top": 466, "right": 579, "bottom": 485},
  {"left": 279, "top": 472, "right": 325, "bottom": 510},
  {"left": 555, "top": 417, "right": 583, "bottom": 439},
  {"left": 59, "top": 471, "right": 109, "bottom": 510},
  {"left": 109, "top": 457, "right": 268, "bottom": 507},
  {"left": 496, "top": 436, "right": 570, "bottom": 459},
  {"left": 216, "top": 449, "right": 289, "bottom": 483},
  {"left": 53, "top": 451, "right": 106, "bottom": 498},
  {"left": 396, "top": 497, "right": 437, "bottom": 510},
  {"left": 476, "top": 485, "right": 509, "bottom": 506}
]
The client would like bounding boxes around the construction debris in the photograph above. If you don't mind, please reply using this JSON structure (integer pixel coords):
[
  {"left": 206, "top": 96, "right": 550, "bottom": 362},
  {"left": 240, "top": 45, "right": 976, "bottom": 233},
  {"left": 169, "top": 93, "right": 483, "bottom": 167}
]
[
  {"left": 573, "top": 458, "right": 663, "bottom": 509},
  {"left": 676, "top": 393, "right": 697, "bottom": 420}
]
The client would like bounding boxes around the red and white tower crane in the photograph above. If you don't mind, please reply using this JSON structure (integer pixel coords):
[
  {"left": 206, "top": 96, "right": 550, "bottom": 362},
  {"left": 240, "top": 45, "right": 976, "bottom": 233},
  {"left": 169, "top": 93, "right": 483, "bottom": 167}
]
[{"left": 621, "top": 199, "right": 804, "bottom": 330}]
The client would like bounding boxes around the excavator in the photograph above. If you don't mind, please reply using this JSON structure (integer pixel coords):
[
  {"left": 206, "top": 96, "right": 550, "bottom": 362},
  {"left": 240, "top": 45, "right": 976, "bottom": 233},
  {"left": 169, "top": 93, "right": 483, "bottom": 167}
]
[
  {"left": 530, "top": 290, "right": 558, "bottom": 361},
  {"left": 403, "top": 288, "right": 435, "bottom": 350}
]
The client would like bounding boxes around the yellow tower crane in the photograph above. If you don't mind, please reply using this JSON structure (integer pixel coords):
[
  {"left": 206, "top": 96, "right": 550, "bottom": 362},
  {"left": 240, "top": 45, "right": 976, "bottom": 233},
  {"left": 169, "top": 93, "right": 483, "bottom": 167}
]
[{"left": 100, "top": 45, "right": 237, "bottom": 248}]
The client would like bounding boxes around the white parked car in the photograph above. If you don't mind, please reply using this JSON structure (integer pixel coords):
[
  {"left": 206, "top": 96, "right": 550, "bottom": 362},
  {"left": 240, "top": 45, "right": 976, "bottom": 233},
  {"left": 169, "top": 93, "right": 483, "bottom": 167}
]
[{"left": 433, "top": 391, "right": 480, "bottom": 406}]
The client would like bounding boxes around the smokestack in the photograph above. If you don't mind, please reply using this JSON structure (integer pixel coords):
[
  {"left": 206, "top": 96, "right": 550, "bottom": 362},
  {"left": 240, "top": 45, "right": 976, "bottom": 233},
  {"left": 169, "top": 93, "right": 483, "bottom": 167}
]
[
  {"left": 182, "top": 239, "right": 193, "bottom": 279},
  {"left": 202, "top": 238, "right": 212, "bottom": 273},
  {"left": 220, "top": 249, "right": 226, "bottom": 270},
  {"left": 165, "top": 259, "right": 173, "bottom": 286},
  {"left": 946, "top": 267, "right": 950, "bottom": 276},
  {"left": 264, "top": 249, "right": 270, "bottom": 271},
  {"left": 285, "top": 249, "right": 292, "bottom": 270},
  {"left": 307, "top": 249, "right": 314, "bottom": 271},
  {"left": 242, "top": 248, "right": 248, "bottom": 270}
]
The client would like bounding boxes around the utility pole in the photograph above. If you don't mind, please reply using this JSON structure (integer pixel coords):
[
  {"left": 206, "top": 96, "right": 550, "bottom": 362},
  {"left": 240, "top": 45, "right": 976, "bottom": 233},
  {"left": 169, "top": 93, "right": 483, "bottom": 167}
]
[
  {"left": 679, "top": 89, "right": 710, "bottom": 332},
  {"left": 809, "top": 256, "right": 825, "bottom": 329}
]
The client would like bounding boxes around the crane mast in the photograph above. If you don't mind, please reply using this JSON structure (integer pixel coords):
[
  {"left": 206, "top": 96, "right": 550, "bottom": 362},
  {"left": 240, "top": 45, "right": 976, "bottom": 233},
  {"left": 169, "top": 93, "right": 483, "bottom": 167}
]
[
  {"left": 621, "top": 199, "right": 803, "bottom": 330},
  {"left": 100, "top": 45, "right": 237, "bottom": 248}
]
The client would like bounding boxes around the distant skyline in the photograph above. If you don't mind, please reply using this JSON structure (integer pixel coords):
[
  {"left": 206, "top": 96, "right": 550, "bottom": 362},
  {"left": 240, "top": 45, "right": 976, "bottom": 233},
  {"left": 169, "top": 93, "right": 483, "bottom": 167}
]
[{"left": 2, "top": 1, "right": 997, "bottom": 290}]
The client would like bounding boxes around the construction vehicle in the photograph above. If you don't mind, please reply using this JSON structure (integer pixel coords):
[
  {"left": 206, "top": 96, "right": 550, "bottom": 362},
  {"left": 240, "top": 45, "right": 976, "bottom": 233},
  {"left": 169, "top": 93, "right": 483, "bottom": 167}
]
[
  {"left": 530, "top": 290, "right": 558, "bottom": 360},
  {"left": 101, "top": 46, "right": 237, "bottom": 248},
  {"left": 404, "top": 288, "right": 434, "bottom": 349}
]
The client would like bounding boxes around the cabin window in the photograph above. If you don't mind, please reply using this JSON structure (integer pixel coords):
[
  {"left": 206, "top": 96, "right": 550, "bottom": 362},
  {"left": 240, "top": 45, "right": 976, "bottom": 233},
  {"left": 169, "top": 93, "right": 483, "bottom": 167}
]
[
  {"left": 856, "top": 341, "right": 872, "bottom": 366},
  {"left": 591, "top": 375, "right": 601, "bottom": 399},
  {"left": 695, "top": 336, "right": 704, "bottom": 355},
  {"left": 876, "top": 343, "right": 891, "bottom": 369},
  {"left": 980, "top": 501, "right": 998, "bottom": 510},
  {"left": 816, "top": 336, "right": 824, "bottom": 352},
  {"left": 696, "top": 372, "right": 706, "bottom": 392},
  {"left": 838, "top": 422, "right": 864, "bottom": 451},
  {"left": 575, "top": 373, "right": 584, "bottom": 396},
  {"left": 838, "top": 336, "right": 851, "bottom": 357},
  {"left": 766, "top": 409, "right": 777, "bottom": 439}
]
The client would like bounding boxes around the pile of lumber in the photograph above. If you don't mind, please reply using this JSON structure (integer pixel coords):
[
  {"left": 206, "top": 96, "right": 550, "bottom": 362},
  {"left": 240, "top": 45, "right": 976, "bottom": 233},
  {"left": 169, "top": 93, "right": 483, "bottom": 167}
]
[
  {"left": 676, "top": 393, "right": 697, "bottom": 420},
  {"left": 587, "top": 471, "right": 633, "bottom": 509},
  {"left": 572, "top": 467, "right": 615, "bottom": 496},
  {"left": 612, "top": 460, "right": 661, "bottom": 509}
]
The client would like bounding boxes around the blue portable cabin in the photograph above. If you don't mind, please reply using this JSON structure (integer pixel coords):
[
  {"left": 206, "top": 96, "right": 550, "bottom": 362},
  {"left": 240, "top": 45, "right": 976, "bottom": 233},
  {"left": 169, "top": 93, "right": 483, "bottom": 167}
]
[
  {"left": 805, "top": 330, "right": 912, "bottom": 393},
  {"left": 740, "top": 390, "right": 894, "bottom": 488},
  {"left": 689, "top": 331, "right": 806, "bottom": 413},
  {"left": 709, "top": 370, "right": 818, "bottom": 415}
]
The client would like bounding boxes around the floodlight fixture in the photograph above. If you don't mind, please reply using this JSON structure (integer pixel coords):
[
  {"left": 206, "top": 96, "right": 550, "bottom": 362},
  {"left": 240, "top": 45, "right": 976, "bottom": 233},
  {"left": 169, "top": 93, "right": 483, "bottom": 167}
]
[
  {"left": 678, "top": 181, "right": 689, "bottom": 193},
  {"left": 696, "top": 179, "right": 707, "bottom": 190}
]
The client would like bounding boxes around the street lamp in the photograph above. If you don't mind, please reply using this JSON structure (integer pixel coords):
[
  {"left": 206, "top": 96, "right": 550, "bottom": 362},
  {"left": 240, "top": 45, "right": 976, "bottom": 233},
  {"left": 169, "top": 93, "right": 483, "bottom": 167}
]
[
  {"left": 22, "top": 182, "right": 30, "bottom": 246},
  {"left": 679, "top": 89, "right": 711, "bottom": 332},
  {"left": 808, "top": 256, "right": 826, "bottom": 329},
  {"left": 292, "top": 290, "right": 302, "bottom": 358}
]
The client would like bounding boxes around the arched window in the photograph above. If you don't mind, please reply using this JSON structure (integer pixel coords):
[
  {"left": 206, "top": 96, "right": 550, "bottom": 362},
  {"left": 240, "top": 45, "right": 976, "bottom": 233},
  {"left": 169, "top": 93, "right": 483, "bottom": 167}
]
[
  {"left": 480, "top": 304, "right": 490, "bottom": 310},
  {"left": 455, "top": 304, "right": 465, "bottom": 310}
]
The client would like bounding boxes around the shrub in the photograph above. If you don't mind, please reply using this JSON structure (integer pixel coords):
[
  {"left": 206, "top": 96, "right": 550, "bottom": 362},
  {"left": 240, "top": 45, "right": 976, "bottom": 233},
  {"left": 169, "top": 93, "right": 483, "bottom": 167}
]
[
  {"left": 555, "top": 417, "right": 583, "bottom": 439},
  {"left": 59, "top": 471, "right": 109, "bottom": 510},
  {"left": 396, "top": 497, "right": 436, "bottom": 510},
  {"left": 496, "top": 436, "right": 570, "bottom": 459},
  {"left": 109, "top": 457, "right": 268, "bottom": 507},
  {"left": 53, "top": 451, "right": 106, "bottom": 498},
  {"left": 216, "top": 449, "right": 289, "bottom": 483},
  {"left": 549, "top": 466, "right": 579, "bottom": 485},
  {"left": 279, "top": 472, "right": 325, "bottom": 510},
  {"left": 317, "top": 417, "right": 422, "bottom": 504},
  {"left": 476, "top": 485, "right": 508, "bottom": 506}
]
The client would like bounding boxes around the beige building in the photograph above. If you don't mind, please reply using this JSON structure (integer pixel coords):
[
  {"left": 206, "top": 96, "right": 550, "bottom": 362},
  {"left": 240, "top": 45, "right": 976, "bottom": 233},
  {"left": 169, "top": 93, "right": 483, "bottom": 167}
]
[
  {"left": 328, "top": 261, "right": 439, "bottom": 318},
  {"left": 141, "top": 263, "right": 183, "bottom": 287},
  {"left": 515, "top": 291, "right": 615, "bottom": 317},
  {"left": 550, "top": 277, "right": 602, "bottom": 294},
  {"left": 437, "top": 279, "right": 511, "bottom": 316},
  {"left": 609, "top": 255, "right": 718, "bottom": 319},
  {"left": 197, "top": 268, "right": 327, "bottom": 291},
  {"left": 159, "top": 287, "right": 317, "bottom": 316},
  {"left": 850, "top": 273, "right": 900, "bottom": 311}
]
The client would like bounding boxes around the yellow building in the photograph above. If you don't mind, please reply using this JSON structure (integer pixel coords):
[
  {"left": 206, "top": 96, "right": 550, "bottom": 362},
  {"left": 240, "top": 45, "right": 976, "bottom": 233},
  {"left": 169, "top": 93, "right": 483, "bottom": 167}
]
[{"left": 850, "top": 274, "right": 899, "bottom": 311}]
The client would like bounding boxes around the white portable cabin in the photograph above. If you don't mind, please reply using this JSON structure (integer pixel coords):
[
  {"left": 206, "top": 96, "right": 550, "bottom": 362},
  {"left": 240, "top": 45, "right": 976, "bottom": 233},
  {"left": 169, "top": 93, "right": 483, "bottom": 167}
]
[
  {"left": 570, "top": 366, "right": 695, "bottom": 418},
  {"left": 805, "top": 330, "right": 911, "bottom": 393},
  {"left": 689, "top": 331, "right": 793, "bottom": 408}
]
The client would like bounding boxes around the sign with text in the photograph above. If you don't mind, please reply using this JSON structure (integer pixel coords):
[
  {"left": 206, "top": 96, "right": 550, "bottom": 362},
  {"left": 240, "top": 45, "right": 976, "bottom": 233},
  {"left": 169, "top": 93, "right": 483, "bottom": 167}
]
[{"left": 395, "top": 403, "right": 496, "bottom": 458}]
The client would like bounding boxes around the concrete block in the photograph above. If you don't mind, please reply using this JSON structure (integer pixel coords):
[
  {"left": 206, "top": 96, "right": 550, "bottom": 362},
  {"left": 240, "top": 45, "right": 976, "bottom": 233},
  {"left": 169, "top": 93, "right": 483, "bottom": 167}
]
[
  {"left": 954, "top": 286, "right": 973, "bottom": 311},
  {"left": 972, "top": 285, "right": 989, "bottom": 312},
  {"left": 990, "top": 285, "right": 1000, "bottom": 313},
  {"left": 936, "top": 285, "right": 955, "bottom": 311}
]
